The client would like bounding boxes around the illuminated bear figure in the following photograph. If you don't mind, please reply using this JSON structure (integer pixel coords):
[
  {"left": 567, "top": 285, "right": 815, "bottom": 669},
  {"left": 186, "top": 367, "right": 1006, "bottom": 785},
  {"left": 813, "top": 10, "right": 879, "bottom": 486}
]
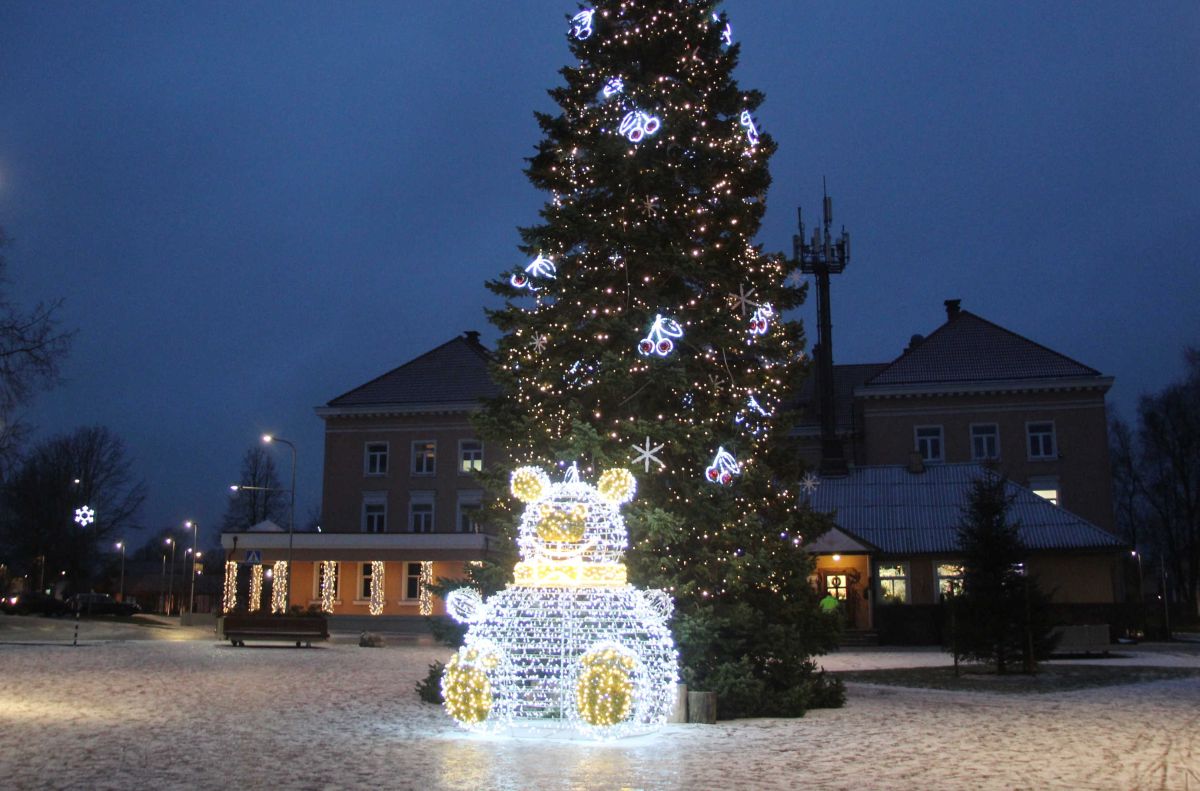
[{"left": 441, "top": 464, "right": 677, "bottom": 738}]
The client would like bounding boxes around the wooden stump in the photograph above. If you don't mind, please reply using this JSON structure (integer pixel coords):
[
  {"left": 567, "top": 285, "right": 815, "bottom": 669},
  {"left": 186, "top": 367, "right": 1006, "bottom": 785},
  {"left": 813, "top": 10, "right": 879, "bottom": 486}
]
[
  {"left": 668, "top": 683, "right": 688, "bottom": 723},
  {"left": 687, "top": 691, "right": 717, "bottom": 724}
]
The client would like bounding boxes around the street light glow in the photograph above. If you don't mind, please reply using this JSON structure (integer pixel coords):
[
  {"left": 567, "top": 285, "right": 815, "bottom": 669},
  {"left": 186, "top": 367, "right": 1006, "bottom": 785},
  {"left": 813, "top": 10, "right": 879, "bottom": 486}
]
[{"left": 262, "top": 434, "right": 273, "bottom": 443}]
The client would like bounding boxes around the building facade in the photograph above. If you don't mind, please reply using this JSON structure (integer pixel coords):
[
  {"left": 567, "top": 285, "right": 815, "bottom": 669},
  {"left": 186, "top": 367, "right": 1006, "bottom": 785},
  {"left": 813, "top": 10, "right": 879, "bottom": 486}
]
[{"left": 220, "top": 332, "right": 499, "bottom": 618}]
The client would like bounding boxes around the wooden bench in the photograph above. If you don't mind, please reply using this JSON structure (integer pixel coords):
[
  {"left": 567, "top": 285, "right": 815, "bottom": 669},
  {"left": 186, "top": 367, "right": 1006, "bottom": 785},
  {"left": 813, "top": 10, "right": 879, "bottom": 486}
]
[{"left": 220, "top": 614, "right": 329, "bottom": 647}]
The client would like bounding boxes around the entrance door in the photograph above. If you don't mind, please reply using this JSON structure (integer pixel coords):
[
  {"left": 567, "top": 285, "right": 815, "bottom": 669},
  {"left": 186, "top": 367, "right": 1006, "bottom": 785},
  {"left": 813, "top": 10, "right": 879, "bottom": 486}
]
[{"left": 820, "top": 568, "right": 863, "bottom": 628}]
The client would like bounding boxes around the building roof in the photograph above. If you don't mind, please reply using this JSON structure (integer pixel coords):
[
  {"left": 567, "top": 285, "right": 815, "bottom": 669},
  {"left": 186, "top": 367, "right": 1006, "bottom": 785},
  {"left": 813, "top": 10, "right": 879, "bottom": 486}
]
[
  {"left": 808, "top": 463, "right": 1123, "bottom": 555},
  {"left": 324, "top": 332, "right": 499, "bottom": 409},
  {"left": 865, "top": 309, "right": 1102, "bottom": 387}
]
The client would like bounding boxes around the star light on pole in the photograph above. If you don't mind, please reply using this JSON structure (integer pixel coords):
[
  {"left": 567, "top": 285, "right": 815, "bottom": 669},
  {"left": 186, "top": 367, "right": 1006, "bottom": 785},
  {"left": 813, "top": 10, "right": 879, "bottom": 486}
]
[
  {"left": 74, "top": 506, "right": 95, "bottom": 527},
  {"left": 631, "top": 436, "right": 665, "bottom": 472}
]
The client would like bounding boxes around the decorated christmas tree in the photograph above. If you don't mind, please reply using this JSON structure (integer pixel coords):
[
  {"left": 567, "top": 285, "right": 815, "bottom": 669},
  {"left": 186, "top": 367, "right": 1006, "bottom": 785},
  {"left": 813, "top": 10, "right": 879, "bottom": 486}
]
[{"left": 474, "top": 1, "right": 842, "bottom": 718}]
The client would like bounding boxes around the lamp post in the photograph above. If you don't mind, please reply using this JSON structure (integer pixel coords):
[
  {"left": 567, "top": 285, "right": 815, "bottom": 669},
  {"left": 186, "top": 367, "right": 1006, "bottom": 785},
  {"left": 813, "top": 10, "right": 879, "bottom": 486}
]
[
  {"left": 165, "top": 537, "right": 176, "bottom": 615},
  {"left": 1131, "top": 549, "right": 1145, "bottom": 636},
  {"left": 262, "top": 435, "right": 297, "bottom": 610},
  {"left": 159, "top": 553, "right": 166, "bottom": 613},
  {"left": 185, "top": 520, "right": 198, "bottom": 615},
  {"left": 115, "top": 542, "right": 126, "bottom": 602}
]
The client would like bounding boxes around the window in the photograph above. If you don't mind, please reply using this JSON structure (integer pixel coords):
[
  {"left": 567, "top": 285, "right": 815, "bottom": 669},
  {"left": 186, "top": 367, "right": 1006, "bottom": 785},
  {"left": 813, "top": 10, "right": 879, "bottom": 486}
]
[
  {"left": 936, "top": 563, "right": 964, "bottom": 598},
  {"left": 459, "top": 439, "right": 483, "bottom": 473},
  {"left": 410, "top": 492, "right": 434, "bottom": 533},
  {"left": 1027, "top": 421, "right": 1056, "bottom": 460},
  {"left": 970, "top": 424, "right": 999, "bottom": 460},
  {"left": 457, "top": 491, "right": 483, "bottom": 533},
  {"left": 405, "top": 562, "right": 422, "bottom": 600},
  {"left": 360, "top": 562, "right": 373, "bottom": 600},
  {"left": 914, "top": 426, "right": 944, "bottom": 463},
  {"left": 315, "top": 561, "right": 339, "bottom": 600},
  {"left": 364, "top": 442, "right": 388, "bottom": 476},
  {"left": 412, "top": 441, "right": 436, "bottom": 475},
  {"left": 362, "top": 497, "right": 387, "bottom": 533},
  {"left": 1028, "top": 475, "right": 1059, "bottom": 505},
  {"left": 877, "top": 563, "right": 909, "bottom": 604}
]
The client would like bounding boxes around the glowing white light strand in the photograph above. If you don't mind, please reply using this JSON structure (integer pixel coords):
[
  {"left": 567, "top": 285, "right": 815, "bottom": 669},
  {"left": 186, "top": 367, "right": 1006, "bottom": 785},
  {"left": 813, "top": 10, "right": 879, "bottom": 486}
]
[
  {"left": 369, "top": 560, "right": 385, "bottom": 615},
  {"left": 443, "top": 466, "right": 677, "bottom": 738},
  {"left": 510, "top": 253, "right": 557, "bottom": 291},
  {"left": 638, "top": 314, "right": 683, "bottom": 357},
  {"left": 571, "top": 9, "right": 595, "bottom": 40},
  {"left": 739, "top": 109, "right": 759, "bottom": 147},
  {"left": 74, "top": 506, "right": 95, "bottom": 527},
  {"left": 419, "top": 561, "right": 434, "bottom": 616},
  {"left": 602, "top": 77, "right": 623, "bottom": 98},
  {"left": 618, "top": 110, "right": 661, "bottom": 143},
  {"left": 734, "top": 395, "right": 772, "bottom": 436},
  {"left": 223, "top": 561, "right": 238, "bottom": 613},
  {"left": 320, "top": 560, "right": 337, "bottom": 614},
  {"left": 705, "top": 446, "right": 741, "bottom": 485},
  {"left": 271, "top": 561, "right": 288, "bottom": 614},
  {"left": 713, "top": 13, "right": 732, "bottom": 47},
  {"left": 249, "top": 564, "right": 263, "bottom": 613}
]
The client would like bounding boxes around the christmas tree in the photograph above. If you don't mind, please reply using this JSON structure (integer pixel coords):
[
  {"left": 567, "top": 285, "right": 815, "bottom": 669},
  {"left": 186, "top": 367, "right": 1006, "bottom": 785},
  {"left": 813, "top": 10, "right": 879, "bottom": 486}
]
[{"left": 475, "top": 1, "right": 842, "bottom": 718}]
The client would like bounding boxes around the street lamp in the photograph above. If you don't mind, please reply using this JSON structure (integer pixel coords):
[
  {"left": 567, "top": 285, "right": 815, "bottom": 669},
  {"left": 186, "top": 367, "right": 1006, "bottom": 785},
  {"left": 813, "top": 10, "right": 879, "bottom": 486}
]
[
  {"left": 262, "top": 434, "right": 297, "bottom": 610},
  {"left": 165, "top": 537, "right": 176, "bottom": 615},
  {"left": 115, "top": 542, "right": 126, "bottom": 603},
  {"left": 185, "top": 520, "right": 198, "bottom": 616},
  {"left": 1131, "top": 549, "right": 1145, "bottom": 635}
]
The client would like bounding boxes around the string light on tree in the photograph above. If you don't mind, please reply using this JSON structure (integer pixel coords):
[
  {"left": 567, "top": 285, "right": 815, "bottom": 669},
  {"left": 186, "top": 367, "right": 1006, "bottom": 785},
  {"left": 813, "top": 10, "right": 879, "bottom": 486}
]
[
  {"left": 249, "top": 564, "right": 264, "bottom": 612},
  {"left": 320, "top": 560, "right": 337, "bottom": 614},
  {"left": 223, "top": 561, "right": 238, "bottom": 613},
  {"left": 270, "top": 561, "right": 288, "bottom": 614},
  {"left": 637, "top": 314, "right": 683, "bottom": 357},
  {"left": 419, "top": 561, "right": 434, "bottom": 616},
  {"left": 369, "top": 561, "right": 385, "bottom": 616}
]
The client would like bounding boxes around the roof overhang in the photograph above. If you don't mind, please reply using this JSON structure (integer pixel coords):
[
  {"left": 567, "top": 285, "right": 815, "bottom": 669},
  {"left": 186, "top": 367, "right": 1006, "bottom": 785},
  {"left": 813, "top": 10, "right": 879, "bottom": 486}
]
[
  {"left": 315, "top": 401, "right": 481, "bottom": 419},
  {"left": 804, "top": 525, "right": 878, "bottom": 554},
  {"left": 219, "top": 531, "right": 496, "bottom": 562},
  {"left": 855, "top": 375, "right": 1113, "bottom": 400}
]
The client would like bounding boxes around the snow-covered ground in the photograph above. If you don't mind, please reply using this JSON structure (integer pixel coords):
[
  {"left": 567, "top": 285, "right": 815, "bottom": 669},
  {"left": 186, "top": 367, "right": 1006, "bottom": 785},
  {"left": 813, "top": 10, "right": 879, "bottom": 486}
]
[{"left": 1, "top": 617, "right": 1197, "bottom": 790}]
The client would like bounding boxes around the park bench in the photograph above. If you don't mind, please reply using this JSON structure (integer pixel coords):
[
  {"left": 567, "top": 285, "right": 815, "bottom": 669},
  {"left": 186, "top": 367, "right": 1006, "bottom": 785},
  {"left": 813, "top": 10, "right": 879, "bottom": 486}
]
[
  {"left": 220, "top": 614, "right": 329, "bottom": 648},
  {"left": 1049, "top": 623, "right": 1110, "bottom": 656}
]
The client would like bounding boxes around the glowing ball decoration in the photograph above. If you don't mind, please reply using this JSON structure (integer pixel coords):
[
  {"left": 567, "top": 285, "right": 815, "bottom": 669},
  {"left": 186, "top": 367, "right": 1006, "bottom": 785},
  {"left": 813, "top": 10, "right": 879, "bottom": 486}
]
[{"left": 442, "top": 464, "right": 677, "bottom": 738}]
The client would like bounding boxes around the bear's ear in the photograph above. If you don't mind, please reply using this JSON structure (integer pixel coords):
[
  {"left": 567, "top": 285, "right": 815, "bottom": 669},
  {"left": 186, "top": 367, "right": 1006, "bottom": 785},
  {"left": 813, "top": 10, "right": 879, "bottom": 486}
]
[
  {"left": 511, "top": 466, "right": 551, "bottom": 503},
  {"left": 597, "top": 468, "right": 636, "bottom": 505}
]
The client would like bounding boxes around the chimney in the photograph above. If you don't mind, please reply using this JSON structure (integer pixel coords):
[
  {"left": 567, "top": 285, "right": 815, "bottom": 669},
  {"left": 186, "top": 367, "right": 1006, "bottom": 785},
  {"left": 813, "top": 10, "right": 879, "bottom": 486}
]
[
  {"left": 906, "top": 451, "right": 925, "bottom": 474},
  {"left": 905, "top": 334, "right": 925, "bottom": 353},
  {"left": 463, "top": 330, "right": 481, "bottom": 346},
  {"left": 944, "top": 299, "right": 962, "bottom": 320}
]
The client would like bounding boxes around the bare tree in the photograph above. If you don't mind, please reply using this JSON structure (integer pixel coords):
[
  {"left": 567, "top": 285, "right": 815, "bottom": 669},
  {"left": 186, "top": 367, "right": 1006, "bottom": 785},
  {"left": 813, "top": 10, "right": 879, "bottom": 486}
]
[
  {"left": 222, "top": 446, "right": 287, "bottom": 531},
  {"left": 0, "top": 425, "right": 146, "bottom": 588},
  {"left": 0, "top": 228, "right": 75, "bottom": 476}
]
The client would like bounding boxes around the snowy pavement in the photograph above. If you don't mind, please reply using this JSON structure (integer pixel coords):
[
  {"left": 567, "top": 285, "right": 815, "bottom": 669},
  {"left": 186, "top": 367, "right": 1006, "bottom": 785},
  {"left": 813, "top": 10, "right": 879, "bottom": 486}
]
[{"left": 1, "top": 617, "right": 1197, "bottom": 790}]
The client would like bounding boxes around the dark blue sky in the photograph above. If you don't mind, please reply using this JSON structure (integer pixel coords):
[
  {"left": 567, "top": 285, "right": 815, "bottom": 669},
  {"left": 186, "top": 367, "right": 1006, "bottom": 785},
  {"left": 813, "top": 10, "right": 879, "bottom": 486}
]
[{"left": 1, "top": 2, "right": 1197, "bottom": 548}]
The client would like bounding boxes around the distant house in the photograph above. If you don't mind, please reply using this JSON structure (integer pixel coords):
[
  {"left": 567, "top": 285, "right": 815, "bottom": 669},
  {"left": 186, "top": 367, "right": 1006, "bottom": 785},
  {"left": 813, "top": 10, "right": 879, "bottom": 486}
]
[
  {"left": 798, "top": 300, "right": 1126, "bottom": 641},
  {"left": 221, "top": 332, "right": 498, "bottom": 617}
]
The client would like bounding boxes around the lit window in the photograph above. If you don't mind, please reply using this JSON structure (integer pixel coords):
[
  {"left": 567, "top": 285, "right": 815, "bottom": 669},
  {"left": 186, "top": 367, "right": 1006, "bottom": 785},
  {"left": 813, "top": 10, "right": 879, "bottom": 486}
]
[
  {"left": 877, "top": 563, "right": 909, "bottom": 603},
  {"left": 365, "top": 442, "right": 388, "bottom": 476},
  {"left": 457, "top": 491, "right": 483, "bottom": 533},
  {"left": 1027, "top": 422, "right": 1056, "bottom": 460},
  {"left": 316, "top": 561, "right": 339, "bottom": 599},
  {"left": 412, "top": 441, "right": 436, "bottom": 475},
  {"left": 363, "top": 501, "right": 386, "bottom": 533},
  {"left": 1029, "top": 475, "right": 1059, "bottom": 505},
  {"left": 915, "top": 426, "right": 943, "bottom": 463},
  {"left": 410, "top": 493, "right": 434, "bottom": 533},
  {"left": 970, "top": 424, "right": 999, "bottom": 460},
  {"left": 460, "top": 439, "right": 484, "bottom": 473},
  {"left": 405, "top": 562, "right": 422, "bottom": 600},
  {"left": 936, "top": 563, "right": 964, "bottom": 597},
  {"left": 824, "top": 573, "right": 848, "bottom": 600}
]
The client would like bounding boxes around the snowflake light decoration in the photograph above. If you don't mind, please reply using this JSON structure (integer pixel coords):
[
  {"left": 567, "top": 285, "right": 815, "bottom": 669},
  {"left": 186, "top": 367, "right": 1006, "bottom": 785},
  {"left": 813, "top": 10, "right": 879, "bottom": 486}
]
[
  {"left": 442, "top": 465, "right": 677, "bottom": 738},
  {"left": 631, "top": 436, "right": 666, "bottom": 472},
  {"left": 730, "top": 283, "right": 760, "bottom": 316},
  {"left": 800, "top": 472, "right": 821, "bottom": 496},
  {"left": 74, "top": 505, "right": 95, "bottom": 527},
  {"left": 531, "top": 334, "right": 548, "bottom": 353},
  {"left": 784, "top": 269, "right": 805, "bottom": 289}
]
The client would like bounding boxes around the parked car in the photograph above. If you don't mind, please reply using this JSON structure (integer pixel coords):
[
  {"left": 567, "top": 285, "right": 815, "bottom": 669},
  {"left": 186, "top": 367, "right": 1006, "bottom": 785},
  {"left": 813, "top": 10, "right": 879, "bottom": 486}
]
[
  {"left": 4, "top": 591, "right": 71, "bottom": 617},
  {"left": 67, "top": 592, "right": 140, "bottom": 616}
]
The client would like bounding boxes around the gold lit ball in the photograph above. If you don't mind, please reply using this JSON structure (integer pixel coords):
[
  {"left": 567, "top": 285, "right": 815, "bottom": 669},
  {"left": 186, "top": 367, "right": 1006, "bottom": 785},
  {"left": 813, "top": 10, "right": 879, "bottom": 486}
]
[
  {"left": 576, "top": 647, "right": 636, "bottom": 727},
  {"left": 535, "top": 503, "right": 588, "bottom": 543},
  {"left": 511, "top": 466, "right": 551, "bottom": 503},
  {"left": 442, "top": 649, "right": 496, "bottom": 725},
  {"left": 597, "top": 468, "right": 637, "bottom": 504}
]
